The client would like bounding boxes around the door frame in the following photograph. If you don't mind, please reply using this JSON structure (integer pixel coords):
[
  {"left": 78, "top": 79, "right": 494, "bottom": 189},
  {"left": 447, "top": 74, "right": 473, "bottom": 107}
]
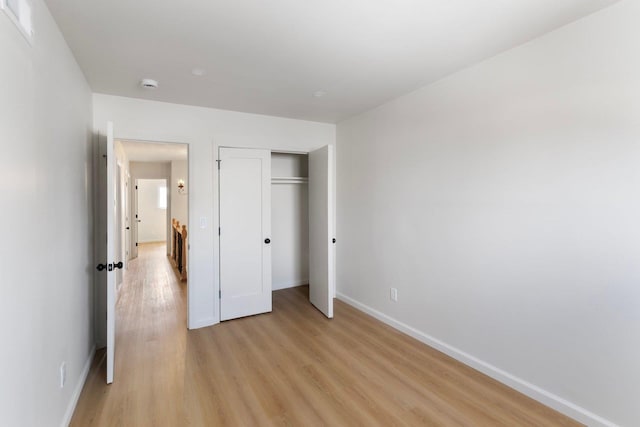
[
  {"left": 215, "top": 144, "right": 337, "bottom": 323},
  {"left": 124, "top": 171, "right": 131, "bottom": 264},
  {"left": 115, "top": 161, "right": 125, "bottom": 287},
  {"left": 111, "top": 137, "right": 192, "bottom": 329}
]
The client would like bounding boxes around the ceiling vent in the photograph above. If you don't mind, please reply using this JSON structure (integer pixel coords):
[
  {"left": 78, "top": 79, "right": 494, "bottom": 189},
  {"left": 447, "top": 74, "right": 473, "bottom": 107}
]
[{"left": 140, "top": 79, "right": 159, "bottom": 89}]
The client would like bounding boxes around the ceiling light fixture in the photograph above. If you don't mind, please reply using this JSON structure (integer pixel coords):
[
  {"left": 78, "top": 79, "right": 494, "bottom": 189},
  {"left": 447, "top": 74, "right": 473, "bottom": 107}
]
[
  {"left": 140, "top": 78, "right": 159, "bottom": 89},
  {"left": 191, "top": 68, "right": 206, "bottom": 76},
  {"left": 313, "top": 90, "right": 327, "bottom": 98}
]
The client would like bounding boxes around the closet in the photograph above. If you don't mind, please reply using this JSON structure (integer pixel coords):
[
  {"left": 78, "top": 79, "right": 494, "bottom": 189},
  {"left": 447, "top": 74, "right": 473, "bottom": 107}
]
[
  {"left": 271, "top": 152, "right": 309, "bottom": 292},
  {"left": 218, "top": 146, "right": 335, "bottom": 322}
]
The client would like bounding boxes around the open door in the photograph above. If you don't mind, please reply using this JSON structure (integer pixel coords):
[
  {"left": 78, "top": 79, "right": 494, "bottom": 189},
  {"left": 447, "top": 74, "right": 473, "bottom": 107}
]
[
  {"left": 219, "top": 148, "right": 272, "bottom": 321},
  {"left": 95, "top": 122, "right": 121, "bottom": 384},
  {"left": 105, "top": 122, "right": 117, "bottom": 384},
  {"left": 309, "top": 145, "right": 335, "bottom": 318},
  {"left": 131, "top": 179, "right": 139, "bottom": 259}
]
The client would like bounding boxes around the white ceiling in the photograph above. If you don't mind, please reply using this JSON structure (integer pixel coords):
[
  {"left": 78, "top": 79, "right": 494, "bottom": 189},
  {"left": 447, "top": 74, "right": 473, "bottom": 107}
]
[
  {"left": 120, "top": 140, "right": 187, "bottom": 162},
  {"left": 45, "top": 0, "right": 617, "bottom": 123}
]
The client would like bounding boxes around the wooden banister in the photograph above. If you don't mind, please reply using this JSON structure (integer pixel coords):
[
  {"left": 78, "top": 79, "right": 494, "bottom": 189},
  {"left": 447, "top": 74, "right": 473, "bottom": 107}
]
[{"left": 170, "top": 218, "right": 187, "bottom": 281}]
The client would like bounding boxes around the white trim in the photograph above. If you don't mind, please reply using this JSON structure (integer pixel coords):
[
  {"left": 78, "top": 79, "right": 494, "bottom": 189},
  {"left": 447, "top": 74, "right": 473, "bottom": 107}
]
[
  {"left": 189, "top": 317, "right": 217, "bottom": 330},
  {"left": 213, "top": 141, "right": 221, "bottom": 325},
  {"left": 336, "top": 293, "right": 618, "bottom": 427},
  {"left": 60, "top": 345, "right": 96, "bottom": 427}
]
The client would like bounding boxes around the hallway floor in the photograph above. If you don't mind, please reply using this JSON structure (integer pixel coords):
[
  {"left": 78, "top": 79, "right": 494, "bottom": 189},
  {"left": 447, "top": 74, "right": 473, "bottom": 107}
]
[
  {"left": 71, "top": 243, "right": 579, "bottom": 426},
  {"left": 71, "top": 242, "right": 187, "bottom": 426}
]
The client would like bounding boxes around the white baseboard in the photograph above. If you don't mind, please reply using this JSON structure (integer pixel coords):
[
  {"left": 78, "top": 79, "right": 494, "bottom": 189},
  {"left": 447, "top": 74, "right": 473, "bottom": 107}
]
[
  {"left": 336, "top": 293, "right": 617, "bottom": 427},
  {"left": 189, "top": 317, "right": 217, "bottom": 330},
  {"left": 60, "top": 345, "right": 96, "bottom": 427},
  {"left": 273, "top": 279, "right": 308, "bottom": 291}
]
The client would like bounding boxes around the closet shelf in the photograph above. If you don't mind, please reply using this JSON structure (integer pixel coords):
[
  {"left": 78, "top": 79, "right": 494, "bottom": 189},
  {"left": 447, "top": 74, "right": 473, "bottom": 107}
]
[{"left": 271, "top": 176, "right": 308, "bottom": 184}]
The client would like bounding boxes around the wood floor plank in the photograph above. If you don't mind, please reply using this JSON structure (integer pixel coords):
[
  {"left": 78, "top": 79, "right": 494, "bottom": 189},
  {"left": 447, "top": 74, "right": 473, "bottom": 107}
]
[{"left": 70, "top": 243, "right": 582, "bottom": 426}]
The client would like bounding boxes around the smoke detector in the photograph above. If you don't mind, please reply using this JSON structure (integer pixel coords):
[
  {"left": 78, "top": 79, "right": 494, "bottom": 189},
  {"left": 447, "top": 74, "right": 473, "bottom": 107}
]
[
  {"left": 191, "top": 68, "right": 206, "bottom": 77},
  {"left": 140, "top": 79, "right": 159, "bottom": 89}
]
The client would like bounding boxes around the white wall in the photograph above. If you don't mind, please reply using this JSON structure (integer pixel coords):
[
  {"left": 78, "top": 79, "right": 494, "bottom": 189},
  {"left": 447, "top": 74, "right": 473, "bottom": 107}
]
[
  {"left": 0, "top": 1, "right": 94, "bottom": 426},
  {"left": 337, "top": 2, "right": 638, "bottom": 426},
  {"left": 170, "top": 159, "right": 188, "bottom": 227},
  {"left": 272, "top": 186, "right": 309, "bottom": 289},
  {"left": 137, "top": 179, "right": 167, "bottom": 243},
  {"left": 93, "top": 94, "right": 335, "bottom": 330},
  {"left": 131, "top": 161, "right": 171, "bottom": 180}
]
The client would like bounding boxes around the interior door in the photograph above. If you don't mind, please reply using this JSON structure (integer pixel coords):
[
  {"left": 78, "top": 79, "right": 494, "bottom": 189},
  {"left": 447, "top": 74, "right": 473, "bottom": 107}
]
[
  {"left": 105, "top": 122, "right": 117, "bottom": 384},
  {"left": 309, "top": 145, "right": 335, "bottom": 318},
  {"left": 219, "top": 148, "right": 272, "bottom": 321},
  {"left": 124, "top": 175, "right": 130, "bottom": 262},
  {"left": 131, "top": 180, "right": 139, "bottom": 259},
  {"left": 94, "top": 122, "right": 122, "bottom": 384}
]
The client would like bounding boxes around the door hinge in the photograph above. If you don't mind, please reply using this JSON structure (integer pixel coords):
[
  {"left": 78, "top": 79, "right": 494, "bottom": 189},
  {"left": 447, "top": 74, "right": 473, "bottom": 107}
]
[
  {"left": 135, "top": 242, "right": 138, "bottom": 247},
  {"left": 135, "top": 185, "right": 138, "bottom": 190},
  {"left": 218, "top": 227, "right": 221, "bottom": 236},
  {"left": 216, "top": 159, "right": 221, "bottom": 170},
  {"left": 219, "top": 290, "right": 221, "bottom": 299}
]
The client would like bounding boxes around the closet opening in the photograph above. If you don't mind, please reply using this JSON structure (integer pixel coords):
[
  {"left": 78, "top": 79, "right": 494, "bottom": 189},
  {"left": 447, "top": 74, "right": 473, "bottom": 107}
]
[
  {"left": 217, "top": 146, "right": 335, "bottom": 322},
  {"left": 271, "top": 152, "right": 310, "bottom": 292}
]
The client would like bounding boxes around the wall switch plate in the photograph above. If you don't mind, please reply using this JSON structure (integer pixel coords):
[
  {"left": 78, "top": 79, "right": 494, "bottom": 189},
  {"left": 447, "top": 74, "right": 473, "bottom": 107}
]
[
  {"left": 59, "top": 362, "right": 66, "bottom": 388},
  {"left": 390, "top": 288, "right": 398, "bottom": 302},
  {"left": 199, "top": 216, "right": 207, "bottom": 229}
]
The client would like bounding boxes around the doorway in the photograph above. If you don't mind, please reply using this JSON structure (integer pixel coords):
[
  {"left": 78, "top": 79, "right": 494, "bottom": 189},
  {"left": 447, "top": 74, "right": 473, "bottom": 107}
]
[
  {"left": 135, "top": 179, "right": 168, "bottom": 246},
  {"left": 218, "top": 146, "right": 335, "bottom": 322},
  {"left": 121, "top": 139, "right": 190, "bottom": 301},
  {"left": 94, "top": 128, "right": 190, "bottom": 385}
]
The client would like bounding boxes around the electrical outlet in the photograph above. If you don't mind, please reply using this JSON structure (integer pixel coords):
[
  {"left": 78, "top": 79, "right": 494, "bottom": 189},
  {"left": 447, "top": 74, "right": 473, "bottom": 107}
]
[
  {"left": 390, "top": 287, "right": 398, "bottom": 302},
  {"left": 59, "top": 362, "right": 66, "bottom": 388}
]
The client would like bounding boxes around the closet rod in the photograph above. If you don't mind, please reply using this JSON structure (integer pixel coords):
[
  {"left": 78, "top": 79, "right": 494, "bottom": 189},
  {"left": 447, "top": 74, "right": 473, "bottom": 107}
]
[
  {"left": 271, "top": 181, "right": 308, "bottom": 185},
  {"left": 271, "top": 176, "right": 308, "bottom": 184}
]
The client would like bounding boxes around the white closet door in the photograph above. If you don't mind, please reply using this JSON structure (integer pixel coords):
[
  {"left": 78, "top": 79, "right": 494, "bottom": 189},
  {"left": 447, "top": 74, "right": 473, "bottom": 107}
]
[
  {"left": 219, "top": 148, "right": 272, "bottom": 321},
  {"left": 309, "top": 145, "right": 335, "bottom": 318}
]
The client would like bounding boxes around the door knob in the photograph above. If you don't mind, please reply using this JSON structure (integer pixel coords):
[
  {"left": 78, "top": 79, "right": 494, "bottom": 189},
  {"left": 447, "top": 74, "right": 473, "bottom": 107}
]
[
  {"left": 114, "top": 261, "right": 123, "bottom": 270},
  {"left": 332, "top": 238, "right": 336, "bottom": 244},
  {"left": 96, "top": 263, "right": 107, "bottom": 271},
  {"left": 126, "top": 227, "right": 130, "bottom": 230},
  {"left": 264, "top": 238, "right": 271, "bottom": 244}
]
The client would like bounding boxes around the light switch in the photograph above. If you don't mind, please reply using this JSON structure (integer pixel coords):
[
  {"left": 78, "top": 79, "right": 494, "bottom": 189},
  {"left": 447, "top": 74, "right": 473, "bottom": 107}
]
[{"left": 199, "top": 216, "right": 207, "bottom": 229}]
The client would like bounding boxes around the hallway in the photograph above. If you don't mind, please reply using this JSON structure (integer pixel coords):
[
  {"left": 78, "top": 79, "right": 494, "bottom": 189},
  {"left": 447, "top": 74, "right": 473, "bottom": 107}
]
[{"left": 71, "top": 243, "right": 187, "bottom": 425}]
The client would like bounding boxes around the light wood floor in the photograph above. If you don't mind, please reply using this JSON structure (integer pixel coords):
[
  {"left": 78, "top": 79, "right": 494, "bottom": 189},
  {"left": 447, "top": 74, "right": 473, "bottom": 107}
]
[{"left": 71, "top": 242, "right": 581, "bottom": 426}]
